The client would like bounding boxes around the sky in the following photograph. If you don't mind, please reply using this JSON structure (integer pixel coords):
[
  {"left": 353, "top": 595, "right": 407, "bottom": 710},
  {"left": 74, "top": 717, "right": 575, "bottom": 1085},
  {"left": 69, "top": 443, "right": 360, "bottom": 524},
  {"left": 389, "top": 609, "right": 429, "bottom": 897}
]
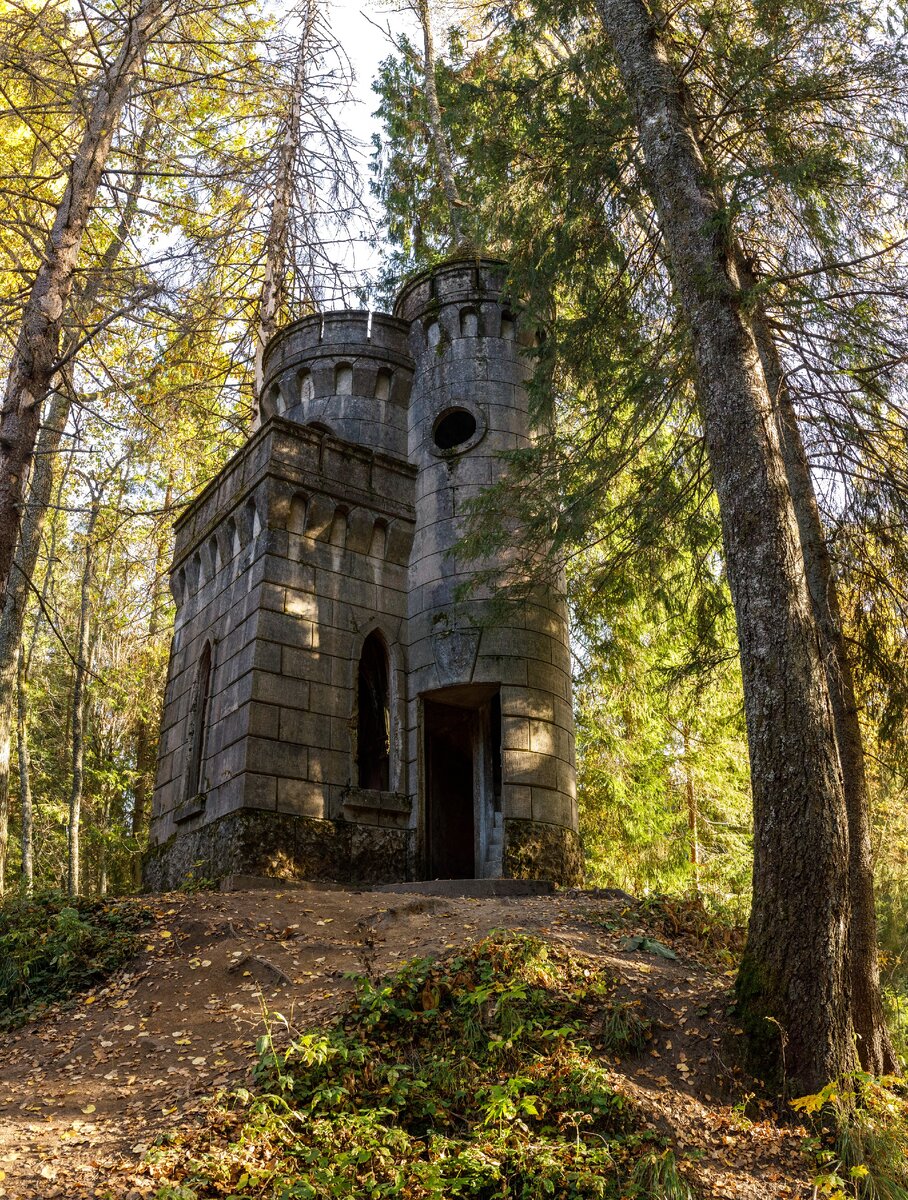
[{"left": 328, "top": 0, "right": 419, "bottom": 289}]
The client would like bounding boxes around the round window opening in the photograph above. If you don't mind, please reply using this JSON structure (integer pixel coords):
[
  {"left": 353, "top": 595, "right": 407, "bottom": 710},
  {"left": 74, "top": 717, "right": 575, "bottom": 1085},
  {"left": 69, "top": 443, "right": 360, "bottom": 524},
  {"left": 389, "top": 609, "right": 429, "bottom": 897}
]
[{"left": 433, "top": 408, "right": 477, "bottom": 451}]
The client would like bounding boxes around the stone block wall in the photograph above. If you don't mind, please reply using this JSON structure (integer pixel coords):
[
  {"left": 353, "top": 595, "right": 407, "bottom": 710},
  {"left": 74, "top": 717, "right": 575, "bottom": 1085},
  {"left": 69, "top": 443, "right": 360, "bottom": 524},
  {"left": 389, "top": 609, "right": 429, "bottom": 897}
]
[{"left": 146, "top": 417, "right": 417, "bottom": 888}]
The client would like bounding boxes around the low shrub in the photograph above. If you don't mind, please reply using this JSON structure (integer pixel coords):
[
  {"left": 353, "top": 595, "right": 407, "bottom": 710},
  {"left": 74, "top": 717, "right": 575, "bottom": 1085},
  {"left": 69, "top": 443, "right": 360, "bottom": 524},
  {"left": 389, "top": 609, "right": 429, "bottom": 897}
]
[
  {"left": 153, "top": 933, "right": 695, "bottom": 1199},
  {"left": 0, "top": 889, "right": 151, "bottom": 1026}
]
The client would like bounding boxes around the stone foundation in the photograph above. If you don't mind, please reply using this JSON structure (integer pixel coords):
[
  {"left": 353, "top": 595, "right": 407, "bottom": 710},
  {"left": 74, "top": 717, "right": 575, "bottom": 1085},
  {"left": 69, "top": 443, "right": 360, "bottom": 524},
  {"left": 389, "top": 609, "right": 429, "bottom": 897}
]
[
  {"left": 143, "top": 810, "right": 414, "bottom": 891},
  {"left": 502, "top": 819, "right": 584, "bottom": 887}
]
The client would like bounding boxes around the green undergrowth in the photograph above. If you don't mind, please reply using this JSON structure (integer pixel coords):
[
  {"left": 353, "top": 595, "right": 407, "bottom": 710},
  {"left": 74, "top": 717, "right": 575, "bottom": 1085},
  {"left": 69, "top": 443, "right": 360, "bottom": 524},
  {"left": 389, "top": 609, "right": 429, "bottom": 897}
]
[
  {"left": 0, "top": 889, "right": 152, "bottom": 1028},
  {"left": 795, "top": 1072, "right": 908, "bottom": 1199},
  {"left": 153, "top": 932, "right": 697, "bottom": 1199}
]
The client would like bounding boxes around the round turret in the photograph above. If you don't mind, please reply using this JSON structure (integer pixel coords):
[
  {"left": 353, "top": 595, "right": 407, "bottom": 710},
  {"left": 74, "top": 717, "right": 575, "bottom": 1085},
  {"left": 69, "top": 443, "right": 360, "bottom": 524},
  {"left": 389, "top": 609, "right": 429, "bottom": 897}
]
[
  {"left": 395, "top": 258, "right": 581, "bottom": 885},
  {"left": 259, "top": 311, "right": 414, "bottom": 457}
]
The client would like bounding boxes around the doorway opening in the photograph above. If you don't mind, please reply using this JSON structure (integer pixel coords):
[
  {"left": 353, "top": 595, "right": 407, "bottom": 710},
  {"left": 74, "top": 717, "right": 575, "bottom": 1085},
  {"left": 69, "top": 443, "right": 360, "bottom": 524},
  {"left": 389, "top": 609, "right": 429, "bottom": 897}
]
[{"left": 422, "top": 685, "right": 502, "bottom": 879}]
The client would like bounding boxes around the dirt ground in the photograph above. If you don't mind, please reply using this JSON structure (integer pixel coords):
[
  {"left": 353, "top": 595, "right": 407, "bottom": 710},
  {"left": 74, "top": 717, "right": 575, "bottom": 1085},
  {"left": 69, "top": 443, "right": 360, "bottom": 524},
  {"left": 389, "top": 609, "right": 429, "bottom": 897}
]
[{"left": 0, "top": 885, "right": 811, "bottom": 1199}]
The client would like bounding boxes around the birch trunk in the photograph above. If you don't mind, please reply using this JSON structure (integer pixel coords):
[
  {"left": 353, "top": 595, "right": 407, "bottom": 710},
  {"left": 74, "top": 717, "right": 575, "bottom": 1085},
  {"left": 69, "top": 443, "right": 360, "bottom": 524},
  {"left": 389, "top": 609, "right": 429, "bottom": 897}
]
[
  {"left": 17, "top": 645, "right": 32, "bottom": 891},
  {"left": 742, "top": 272, "right": 897, "bottom": 1074},
  {"left": 682, "top": 726, "right": 700, "bottom": 895},
  {"left": 0, "top": 0, "right": 170, "bottom": 607},
  {"left": 131, "top": 481, "right": 171, "bottom": 885},
  {"left": 415, "top": 0, "right": 464, "bottom": 247},
  {"left": 594, "top": 0, "right": 855, "bottom": 1092},
  {"left": 67, "top": 499, "right": 100, "bottom": 896}
]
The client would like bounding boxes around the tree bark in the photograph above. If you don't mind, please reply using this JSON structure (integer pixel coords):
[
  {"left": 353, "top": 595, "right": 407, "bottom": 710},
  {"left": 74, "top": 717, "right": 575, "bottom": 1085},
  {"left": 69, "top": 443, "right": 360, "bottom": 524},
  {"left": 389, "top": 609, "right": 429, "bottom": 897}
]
[
  {"left": 681, "top": 725, "right": 700, "bottom": 895},
  {"left": 0, "top": 391, "right": 69, "bottom": 894},
  {"left": 741, "top": 266, "right": 897, "bottom": 1074},
  {"left": 594, "top": 0, "right": 855, "bottom": 1093},
  {"left": 0, "top": 0, "right": 170, "bottom": 609},
  {"left": 0, "top": 107, "right": 153, "bottom": 895},
  {"left": 68, "top": 499, "right": 100, "bottom": 896}
]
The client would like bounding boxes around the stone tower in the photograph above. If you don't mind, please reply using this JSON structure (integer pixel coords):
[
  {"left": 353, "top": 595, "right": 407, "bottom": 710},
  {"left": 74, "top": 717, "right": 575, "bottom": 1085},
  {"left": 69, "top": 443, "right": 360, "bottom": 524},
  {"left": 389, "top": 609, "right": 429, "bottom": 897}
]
[{"left": 145, "top": 258, "right": 581, "bottom": 889}]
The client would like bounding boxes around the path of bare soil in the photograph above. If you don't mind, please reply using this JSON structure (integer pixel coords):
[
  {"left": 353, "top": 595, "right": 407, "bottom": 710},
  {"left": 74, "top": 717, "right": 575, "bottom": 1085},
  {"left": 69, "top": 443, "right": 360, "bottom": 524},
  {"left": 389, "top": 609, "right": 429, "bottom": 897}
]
[{"left": 0, "top": 886, "right": 811, "bottom": 1199}]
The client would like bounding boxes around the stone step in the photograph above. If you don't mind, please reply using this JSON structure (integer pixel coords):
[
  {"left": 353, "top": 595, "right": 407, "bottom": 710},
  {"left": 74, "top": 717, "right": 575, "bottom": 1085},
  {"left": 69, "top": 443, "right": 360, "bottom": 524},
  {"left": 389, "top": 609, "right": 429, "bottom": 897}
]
[{"left": 372, "top": 878, "right": 553, "bottom": 898}]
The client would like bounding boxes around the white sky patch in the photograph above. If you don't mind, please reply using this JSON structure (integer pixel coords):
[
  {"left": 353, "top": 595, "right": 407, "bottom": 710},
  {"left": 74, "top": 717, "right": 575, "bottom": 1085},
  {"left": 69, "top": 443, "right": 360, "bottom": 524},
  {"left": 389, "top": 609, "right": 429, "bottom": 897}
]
[{"left": 330, "top": 0, "right": 420, "bottom": 292}]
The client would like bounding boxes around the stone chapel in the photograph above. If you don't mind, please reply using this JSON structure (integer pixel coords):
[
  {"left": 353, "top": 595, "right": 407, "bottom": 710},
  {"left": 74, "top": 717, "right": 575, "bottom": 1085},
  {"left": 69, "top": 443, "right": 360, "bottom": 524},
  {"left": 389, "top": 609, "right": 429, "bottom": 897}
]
[{"left": 144, "top": 258, "right": 582, "bottom": 889}]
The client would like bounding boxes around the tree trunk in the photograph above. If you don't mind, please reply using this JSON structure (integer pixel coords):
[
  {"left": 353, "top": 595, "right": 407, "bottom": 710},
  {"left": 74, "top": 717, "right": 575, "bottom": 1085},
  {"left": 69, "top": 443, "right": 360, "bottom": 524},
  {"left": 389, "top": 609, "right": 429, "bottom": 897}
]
[
  {"left": 594, "top": 0, "right": 854, "bottom": 1093},
  {"left": 68, "top": 499, "right": 100, "bottom": 896},
  {"left": 17, "top": 644, "right": 32, "bottom": 892},
  {"left": 0, "top": 391, "right": 70, "bottom": 894},
  {"left": 741, "top": 268, "right": 897, "bottom": 1074},
  {"left": 131, "top": 481, "right": 171, "bottom": 886},
  {"left": 0, "top": 108, "right": 153, "bottom": 894},
  {"left": 0, "top": 0, "right": 170, "bottom": 608},
  {"left": 415, "top": 0, "right": 464, "bottom": 247},
  {"left": 682, "top": 726, "right": 700, "bottom": 895}
]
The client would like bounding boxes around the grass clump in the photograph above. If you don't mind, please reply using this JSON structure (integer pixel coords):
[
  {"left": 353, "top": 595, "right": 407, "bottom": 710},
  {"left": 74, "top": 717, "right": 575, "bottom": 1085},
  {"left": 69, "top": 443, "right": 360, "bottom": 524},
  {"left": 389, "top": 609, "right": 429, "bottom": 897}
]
[
  {"left": 794, "top": 1072, "right": 908, "bottom": 1199},
  {"left": 154, "top": 932, "right": 694, "bottom": 1199},
  {"left": 0, "top": 889, "right": 151, "bottom": 1027}
]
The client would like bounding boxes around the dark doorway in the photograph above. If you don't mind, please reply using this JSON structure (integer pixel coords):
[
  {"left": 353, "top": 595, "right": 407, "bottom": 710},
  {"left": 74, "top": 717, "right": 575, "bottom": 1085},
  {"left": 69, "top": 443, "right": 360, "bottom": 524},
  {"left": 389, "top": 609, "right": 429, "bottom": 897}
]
[
  {"left": 357, "top": 632, "right": 390, "bottom": 790},
  {"left": 424, "top": 699, "right": 477, "bottom": 878}
]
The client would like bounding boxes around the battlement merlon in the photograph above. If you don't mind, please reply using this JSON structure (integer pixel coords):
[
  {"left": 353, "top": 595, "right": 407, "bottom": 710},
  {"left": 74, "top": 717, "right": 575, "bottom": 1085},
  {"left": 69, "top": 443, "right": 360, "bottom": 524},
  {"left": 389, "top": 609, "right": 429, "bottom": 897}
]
[{"left": 170, "top": 417, "right": 417, "bottom": 575}]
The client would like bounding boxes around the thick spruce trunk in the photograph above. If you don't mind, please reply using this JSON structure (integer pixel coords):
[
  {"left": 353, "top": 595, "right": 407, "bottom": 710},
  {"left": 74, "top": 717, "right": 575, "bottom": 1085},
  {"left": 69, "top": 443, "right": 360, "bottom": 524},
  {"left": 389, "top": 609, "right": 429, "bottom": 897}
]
[
  {"left": 594, "top": 0, "right": 855, "bottom": 1092},
  {"left": 742, "top": 281, "right": 897, "bottom": 1074},
  {"left": 0, "top": 0, "right": 169, "bottom": 608}
]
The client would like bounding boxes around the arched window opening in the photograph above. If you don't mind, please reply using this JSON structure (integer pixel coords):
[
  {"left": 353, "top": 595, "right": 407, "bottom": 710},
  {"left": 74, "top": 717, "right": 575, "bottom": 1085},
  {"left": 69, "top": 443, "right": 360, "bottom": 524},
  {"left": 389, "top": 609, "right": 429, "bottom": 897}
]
[
  {"left": 225, "top": 516, "right": 239, "bottom": 560},
  {"left": 335, "top": 363, "right": 353, "bottom": 395},
  {"left": 374, "top": 368, "right": 392, "bottom": 401},
  {"left": 307, "top": 421, "right": 332, "bottom": 436},
  {"left": 500, "top": 310, "right": 516, "bottom": 341},
  {"left": 207, "top": 536, "right": 220, "bottom": 579},
  {"left": 185, "top": 641, "right": 212, "bottom": 799},
  {"left": 259, "top": 382, "right": 281, "bottom": 421},
  {"left": 357, "top": 632, "right": 390, "bottom": 790},
  {"left": 241, "top": 497, "right": 260, "bottom": 546}
]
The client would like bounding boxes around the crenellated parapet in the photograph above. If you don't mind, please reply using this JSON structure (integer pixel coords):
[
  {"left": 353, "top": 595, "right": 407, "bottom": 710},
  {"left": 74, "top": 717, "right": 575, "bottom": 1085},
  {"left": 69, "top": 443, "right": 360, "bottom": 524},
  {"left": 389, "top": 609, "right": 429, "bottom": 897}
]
[{"left": 257, "top": 312, "right": 414, "bottom": 458}]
